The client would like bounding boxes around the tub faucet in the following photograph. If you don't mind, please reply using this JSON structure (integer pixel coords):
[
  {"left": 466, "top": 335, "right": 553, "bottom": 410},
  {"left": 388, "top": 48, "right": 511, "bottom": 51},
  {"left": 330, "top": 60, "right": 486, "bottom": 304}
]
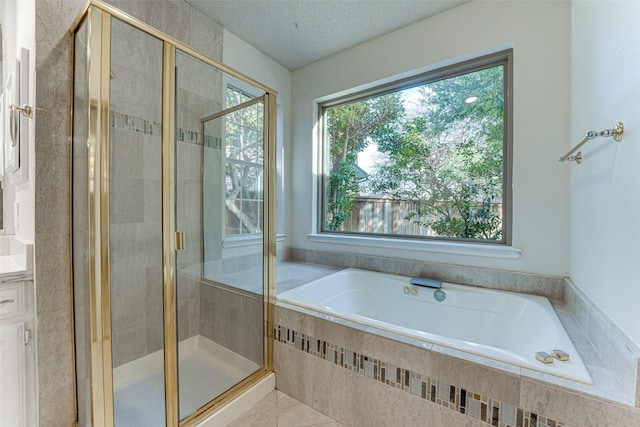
[{"left": 409, "top": 277, "right": 442, "bottom": 289}]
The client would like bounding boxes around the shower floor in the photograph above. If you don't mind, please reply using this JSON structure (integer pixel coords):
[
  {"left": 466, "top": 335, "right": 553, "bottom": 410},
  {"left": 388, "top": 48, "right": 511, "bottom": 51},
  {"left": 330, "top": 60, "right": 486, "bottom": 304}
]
[{"left": 113, "top": 335, "right": 260, "bottom": 427}]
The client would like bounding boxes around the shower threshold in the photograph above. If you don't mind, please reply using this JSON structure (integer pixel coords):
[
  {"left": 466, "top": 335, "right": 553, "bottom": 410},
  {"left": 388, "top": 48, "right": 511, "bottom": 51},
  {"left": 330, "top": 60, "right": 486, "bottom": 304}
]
[{"left": 113, "top": 335, "right": 261, "bottom": 427}]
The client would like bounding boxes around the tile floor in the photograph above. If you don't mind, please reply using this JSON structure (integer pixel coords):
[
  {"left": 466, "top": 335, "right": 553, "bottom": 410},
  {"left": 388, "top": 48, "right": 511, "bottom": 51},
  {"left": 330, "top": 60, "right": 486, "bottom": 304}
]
[{"left": 228, "top": 390, "right": 345, "bottom": 427}]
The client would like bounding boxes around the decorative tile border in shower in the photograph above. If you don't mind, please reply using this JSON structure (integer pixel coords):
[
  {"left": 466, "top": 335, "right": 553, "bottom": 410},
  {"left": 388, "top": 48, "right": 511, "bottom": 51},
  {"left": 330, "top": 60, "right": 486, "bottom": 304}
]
[
  {"left": 110, "top": 111, "right": 221, "bottom": 148},
  {"left": 275, "top": 325, "right": 569, "bottom": 427}
]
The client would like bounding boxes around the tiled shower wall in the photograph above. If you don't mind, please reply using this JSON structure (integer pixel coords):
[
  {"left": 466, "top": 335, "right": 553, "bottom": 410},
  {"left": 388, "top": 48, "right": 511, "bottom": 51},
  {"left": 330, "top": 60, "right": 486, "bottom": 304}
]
[
  {"left": 174, "top": 52, "right": 222, "bottom": 344},
  {"left": 34, "top": 0, "right": 224, "bottom": 423},
  {"left": 199, "top": 246, "right": 290, "bottom": 365},
  {"left": 200, "top": 282, "right": 264, "bottom": 365},
  {"left": 108, "top": 16, "right": 166, "bottom": 368}
]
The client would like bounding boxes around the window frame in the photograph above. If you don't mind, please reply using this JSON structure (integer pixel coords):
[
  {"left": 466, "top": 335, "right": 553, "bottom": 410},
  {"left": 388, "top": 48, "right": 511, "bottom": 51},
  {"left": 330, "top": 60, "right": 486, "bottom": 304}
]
[
  {"left": 222, "top": 81, "right": 266, "bottom": 240},
  {"left": 318, "top": 50, "right": 513, "bottom": 246}
]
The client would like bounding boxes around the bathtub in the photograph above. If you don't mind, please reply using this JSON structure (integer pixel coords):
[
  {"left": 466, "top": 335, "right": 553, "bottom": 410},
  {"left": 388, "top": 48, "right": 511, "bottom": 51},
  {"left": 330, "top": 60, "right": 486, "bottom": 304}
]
[{"left": 277, "top": 268, "right": 592, "bottom": 384}]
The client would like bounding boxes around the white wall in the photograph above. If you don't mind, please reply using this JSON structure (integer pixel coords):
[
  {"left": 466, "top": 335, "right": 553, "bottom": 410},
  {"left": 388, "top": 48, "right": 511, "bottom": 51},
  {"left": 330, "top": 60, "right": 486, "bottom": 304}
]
[
  {"left": 1, "top": 0, "right": 36, "bottom": 242},
  {"left": 222, "top": 29, "right": 292, "bottom": 241},
  {"left": 570, "top": 1, "right": 640, "bottom": 346},
  {"left": 290, "top": 0, "right": 570, "bottom": 275}
]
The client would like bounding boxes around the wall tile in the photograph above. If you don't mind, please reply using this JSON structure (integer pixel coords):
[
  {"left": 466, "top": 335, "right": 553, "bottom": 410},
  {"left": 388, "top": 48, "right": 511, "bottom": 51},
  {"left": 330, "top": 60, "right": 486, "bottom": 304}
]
[
  {"left": 358, "top": 377, "right": 486, "bottom": 427},
  {"left": 110, "top": 223, "right": 145, "bottom": 272},
  {"left": 105, "top": 0, "right": 147, "bottom": 22},
  {"left": 200, "top": 282, "right": 264, "bottom": 363},
  {"left": 111, "top": 267, "right": 147, "bottom": 328},
  {"left": 146, "top": 311, "right": 164, "bottom": 354},
  {"left": 145, "top": 0, "right": 190, "bottom": 47},
  {"left": 520, "top": 379, "right": 640, "bottom": 426},
  {"left": 143, "top": 180, "right": 162, "bottom": 226},
  {"left": 293, "top": 249, "right": 564, "bottom": 299},
  {"left": 636, "top": 358, "right": 640, "bottom": 407},
  {"left": 35, "top": 154, "right": 70, "bottom": 236},
  {"left": 177, "top": 299, "right": 191, "bottom": 342},
  {"left": 274, "top": 342, "right": 324, "bottom": 415},
  {"left": 110, "top": 129, "right": 145, "bottom": 178},
  {"left": 143, "top": 221, "right": 163, "bottom": 268},
  {"left": 187, "top": 2, "right": 223, "bottom": 60},
  {"left": 35, "top": 0, "right": 86, "bottom": 423},
  {"left": 34, "top": 232, "right": 71, "bottom": 315},
  {"left": 307, "top": 349, "right": 362, "bottom": 426},
  {"left": 37, "top": 309, "right": 75, "bottom": 395},
  {"left": 110, "top": 176, "right": 145, "bottom": 224},
  {"left": 275, "top": 306, "right": 597, "bottom": 427},
  {"left": 110, "top": 18, "right": 148, "bottom": 74},
  {"left": 142, "top": 135, "right": 162, "bottom": 178},
  {"left": 430, "top": 351, "right": 521, "bottom": 407},
  {"left": 38, "top": 383, "right": 76, "bottom": 427},
  {"left": 564, "top": 279, "right": 640, "bottom": 404},
  {"left": 112, "top": 321, "right": 147, "bottom": 367},
  {"left": 276, "top": 335, "right": 488, "bottom": 427}
]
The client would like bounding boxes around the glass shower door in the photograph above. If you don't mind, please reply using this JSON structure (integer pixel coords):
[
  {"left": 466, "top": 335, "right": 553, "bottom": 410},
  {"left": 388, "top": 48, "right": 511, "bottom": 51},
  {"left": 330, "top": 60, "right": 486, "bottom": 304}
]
[
  {"left": 108, "top": 17, "right": 166, "bottom": 427},
  {"left": 174, "top": 51, "right": 266, "bottom": 422},
  {"left": 71, "top": 4, "right": 275, "bottom": 426}
]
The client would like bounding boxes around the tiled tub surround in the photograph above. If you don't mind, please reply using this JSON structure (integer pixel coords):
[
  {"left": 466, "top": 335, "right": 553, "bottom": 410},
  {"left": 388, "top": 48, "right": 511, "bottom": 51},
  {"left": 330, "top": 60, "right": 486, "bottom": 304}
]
[
  {"left": 278, "top": 269, "right": 592, "bottom": 384},
  {"left": 564, "top": 279, "right": 640, "bottom": 407},
  {"left": 288, "top": 249, "right": 640, "bottom": 402},
  {"left": 272, "top": 256, "right": 640, "bottom": 426},
  {"left": 275, "top": 322, "right": 564, "bottom": 427},
  {"left": 290, "top": 248, "right": 565, "bottom": 300},
  {"left": 274, "top": 304, "right": 640, "bottom": 427}
]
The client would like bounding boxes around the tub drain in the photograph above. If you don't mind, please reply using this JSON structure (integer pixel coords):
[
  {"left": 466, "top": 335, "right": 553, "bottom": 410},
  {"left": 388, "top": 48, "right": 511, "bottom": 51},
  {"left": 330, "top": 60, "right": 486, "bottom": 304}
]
[{"left": 434, "top": 289, "right": 446, "bottom": 302}]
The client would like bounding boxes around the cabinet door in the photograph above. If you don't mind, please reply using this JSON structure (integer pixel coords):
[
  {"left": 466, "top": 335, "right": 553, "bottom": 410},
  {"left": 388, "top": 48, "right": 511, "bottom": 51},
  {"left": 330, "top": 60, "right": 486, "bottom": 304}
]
[{"left": 0, "top": 322, "right": 26, "bottom": 426}]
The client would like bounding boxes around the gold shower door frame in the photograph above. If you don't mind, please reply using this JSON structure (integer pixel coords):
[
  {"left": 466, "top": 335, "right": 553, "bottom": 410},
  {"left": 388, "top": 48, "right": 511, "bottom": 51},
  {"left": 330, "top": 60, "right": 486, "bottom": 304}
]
[{"left": 70, "top": 2, "right": 277, "bottom": 426}]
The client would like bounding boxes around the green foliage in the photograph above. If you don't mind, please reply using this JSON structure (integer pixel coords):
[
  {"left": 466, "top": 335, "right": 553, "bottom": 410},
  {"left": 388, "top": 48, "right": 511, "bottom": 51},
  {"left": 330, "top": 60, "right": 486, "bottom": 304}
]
[
  {"left": 222, "top": 86, "right": 265, "bottom": 234},
  {"left": 324, "top": 94, "right": 405, "bottom": 230},
  {"left": 370, "top": 65, "right": 505, "bottom": 240},
  {"left": 324, "top": 64, "right": 506, "bottom": 240}
]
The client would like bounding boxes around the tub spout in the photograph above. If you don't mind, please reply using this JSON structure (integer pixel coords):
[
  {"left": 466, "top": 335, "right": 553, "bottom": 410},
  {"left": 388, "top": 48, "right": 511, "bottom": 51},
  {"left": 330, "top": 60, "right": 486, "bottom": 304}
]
[{"left": 409, "top": 277, "right": 442, "bottom": 289}]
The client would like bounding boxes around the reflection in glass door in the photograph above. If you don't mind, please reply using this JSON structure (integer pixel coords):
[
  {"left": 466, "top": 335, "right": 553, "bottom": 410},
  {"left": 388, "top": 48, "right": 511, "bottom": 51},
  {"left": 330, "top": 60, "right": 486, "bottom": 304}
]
[{"left": 174, "top": 51, "right": 266, "bottom": 422}]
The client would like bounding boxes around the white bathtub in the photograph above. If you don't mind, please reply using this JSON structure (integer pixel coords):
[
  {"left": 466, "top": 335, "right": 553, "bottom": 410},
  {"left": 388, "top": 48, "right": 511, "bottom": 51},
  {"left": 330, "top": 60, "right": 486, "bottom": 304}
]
[{"left": 277, "top": 268, "right": 592, "bottom": 384}]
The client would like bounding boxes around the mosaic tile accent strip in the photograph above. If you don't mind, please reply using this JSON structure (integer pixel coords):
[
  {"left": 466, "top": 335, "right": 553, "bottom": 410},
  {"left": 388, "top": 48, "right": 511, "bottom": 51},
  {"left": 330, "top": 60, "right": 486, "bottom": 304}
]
[
  {"left": 275, "top": 325, "right": 569, "bottom": 427},
  {"left": 110, "top": 111, "right": 221, "bottom": 148}
]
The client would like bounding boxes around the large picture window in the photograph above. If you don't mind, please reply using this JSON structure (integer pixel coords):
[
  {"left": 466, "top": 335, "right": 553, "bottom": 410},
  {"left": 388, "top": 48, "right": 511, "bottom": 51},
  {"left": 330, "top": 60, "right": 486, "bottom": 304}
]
[{"left": 320, "top": 51, "right": 512, "bottom": 244}]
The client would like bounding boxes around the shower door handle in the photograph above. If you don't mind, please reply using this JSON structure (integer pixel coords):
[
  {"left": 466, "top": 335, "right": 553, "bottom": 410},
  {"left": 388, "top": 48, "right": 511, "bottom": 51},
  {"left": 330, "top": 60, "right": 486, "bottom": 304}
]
[{"left": 175, "top": 231, "right": 185, "bottom": 251}]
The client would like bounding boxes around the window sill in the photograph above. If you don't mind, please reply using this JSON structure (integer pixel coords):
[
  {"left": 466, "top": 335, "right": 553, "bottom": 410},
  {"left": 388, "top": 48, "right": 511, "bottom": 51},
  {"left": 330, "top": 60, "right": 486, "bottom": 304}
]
[
  {"left": 306, "top": 234, "right": 522, "bottom": 260},
  {"left": 223, "top": 233, "right": 287, "bottom": 248}
]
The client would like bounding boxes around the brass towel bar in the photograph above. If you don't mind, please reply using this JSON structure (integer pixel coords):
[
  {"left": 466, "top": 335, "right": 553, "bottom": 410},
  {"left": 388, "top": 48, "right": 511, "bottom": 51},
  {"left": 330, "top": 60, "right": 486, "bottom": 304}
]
[{"left": 559, "top": 122, "right": 624, "bottom": 164}]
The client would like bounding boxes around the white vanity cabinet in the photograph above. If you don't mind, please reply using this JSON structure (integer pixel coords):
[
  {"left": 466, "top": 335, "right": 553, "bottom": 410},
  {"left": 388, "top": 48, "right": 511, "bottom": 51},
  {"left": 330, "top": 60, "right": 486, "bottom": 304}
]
[
  {"left": 0, "top": 275, "right": 35, "bottom": 427},
  {"left": 1, "top": 321, "right": 27, "bottom": 425}
]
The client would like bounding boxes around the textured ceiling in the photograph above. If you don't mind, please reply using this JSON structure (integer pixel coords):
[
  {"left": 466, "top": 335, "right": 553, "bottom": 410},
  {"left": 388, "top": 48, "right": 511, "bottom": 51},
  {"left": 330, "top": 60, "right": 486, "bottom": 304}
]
[{"left": 186, "top": 0, "right": 470, "bottom": 70}]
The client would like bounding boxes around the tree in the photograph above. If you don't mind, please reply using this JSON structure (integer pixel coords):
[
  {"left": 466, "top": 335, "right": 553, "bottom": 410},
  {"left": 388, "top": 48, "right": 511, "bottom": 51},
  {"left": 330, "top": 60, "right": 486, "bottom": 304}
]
[
  {"left": 222, "top": 87, "right": 264, "bottom": 234},
  {"left": 324, "top": 94, "right": 405, "bottom": 230},
  {"left": 369, "top": 65, "right": 505, "bottom": 240}
]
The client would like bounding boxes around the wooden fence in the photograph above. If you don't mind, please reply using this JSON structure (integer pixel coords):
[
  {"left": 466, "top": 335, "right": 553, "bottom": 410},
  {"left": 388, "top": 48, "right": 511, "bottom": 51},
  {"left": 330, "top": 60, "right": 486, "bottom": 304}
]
[{"left": 338, "top": 197, "right": 502, "bottom": 236}]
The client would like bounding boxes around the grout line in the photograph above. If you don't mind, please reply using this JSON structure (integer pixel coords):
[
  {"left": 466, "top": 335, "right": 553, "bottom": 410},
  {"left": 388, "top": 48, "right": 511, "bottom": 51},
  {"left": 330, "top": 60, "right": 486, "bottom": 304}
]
[{"left": 275, "top": 324, "right": 569, "bottom": 427}]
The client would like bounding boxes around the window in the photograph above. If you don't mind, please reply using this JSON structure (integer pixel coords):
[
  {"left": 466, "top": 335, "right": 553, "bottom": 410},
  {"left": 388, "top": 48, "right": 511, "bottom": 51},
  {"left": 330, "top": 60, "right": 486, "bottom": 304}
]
[
  {"left": 224, "top": 84, "right": 264, "bottom": 236},
  {"left": 320, "top": 51, "right": 512, "bottom": 244}
]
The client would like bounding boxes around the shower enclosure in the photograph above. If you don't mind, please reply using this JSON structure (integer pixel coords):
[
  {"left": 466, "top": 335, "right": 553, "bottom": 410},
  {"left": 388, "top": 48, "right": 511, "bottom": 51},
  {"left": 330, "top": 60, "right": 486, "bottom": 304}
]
[{"left": 71, "top": 2, "right": 276, "bottom": 426}]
